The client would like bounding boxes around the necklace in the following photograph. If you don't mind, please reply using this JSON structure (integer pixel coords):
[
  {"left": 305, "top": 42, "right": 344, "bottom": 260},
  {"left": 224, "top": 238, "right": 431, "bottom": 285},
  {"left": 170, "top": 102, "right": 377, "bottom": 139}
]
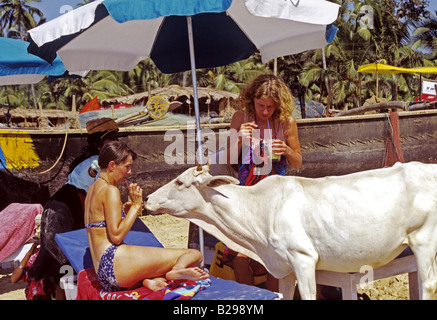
[{"left": 99, "top": 176, "right": 110, "bottom": 184}]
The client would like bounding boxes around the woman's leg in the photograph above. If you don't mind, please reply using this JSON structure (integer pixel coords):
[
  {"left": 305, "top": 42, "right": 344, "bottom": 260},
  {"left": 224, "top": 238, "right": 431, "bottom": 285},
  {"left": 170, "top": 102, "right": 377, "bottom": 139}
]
[
  {"left": 266, "top": 273, "right": 279, "bottom": 292},
  {"left": 165, "top": 249, "right": 205, "bottom": 280},
  {"left": 233, "top": 253, "right": 254, "bottom": 286},
  {"left": 113, "top": 245, "right": 207, "bottom": 289}
]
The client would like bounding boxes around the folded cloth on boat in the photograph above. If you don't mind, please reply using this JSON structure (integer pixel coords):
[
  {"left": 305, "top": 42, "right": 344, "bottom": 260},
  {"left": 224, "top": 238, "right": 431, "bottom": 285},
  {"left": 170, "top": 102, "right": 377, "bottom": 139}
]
[{"left": 0, "top": 203, "right": 42, "bottom": 261}]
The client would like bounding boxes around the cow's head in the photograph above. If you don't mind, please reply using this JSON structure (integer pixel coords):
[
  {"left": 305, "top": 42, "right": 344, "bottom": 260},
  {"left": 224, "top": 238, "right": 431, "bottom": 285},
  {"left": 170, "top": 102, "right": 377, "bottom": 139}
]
[{"left": 145, "top": 161, "right": 240, "bottom": 217}]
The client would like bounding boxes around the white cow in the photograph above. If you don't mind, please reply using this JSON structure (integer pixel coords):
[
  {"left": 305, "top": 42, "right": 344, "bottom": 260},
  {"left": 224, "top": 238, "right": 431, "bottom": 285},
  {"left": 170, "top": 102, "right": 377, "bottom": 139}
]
[{"left": 145, "top": 161, "right": 437, "bottom": 299}]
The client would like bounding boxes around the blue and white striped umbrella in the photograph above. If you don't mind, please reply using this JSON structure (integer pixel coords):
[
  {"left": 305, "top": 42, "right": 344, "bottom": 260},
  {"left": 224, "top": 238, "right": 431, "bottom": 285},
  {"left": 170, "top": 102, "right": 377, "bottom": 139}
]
[
  {"left": 27, "top": 0, "right": 339, "bottom": 147},
  {"left": 28, "top": 0, "right": 339, "bottom": 74},
  {"left": 27, "top": 0, "right": 340, "bottom": 261},
  {"left": 0, "top": 37, "right": 66, "bottom": 86}
]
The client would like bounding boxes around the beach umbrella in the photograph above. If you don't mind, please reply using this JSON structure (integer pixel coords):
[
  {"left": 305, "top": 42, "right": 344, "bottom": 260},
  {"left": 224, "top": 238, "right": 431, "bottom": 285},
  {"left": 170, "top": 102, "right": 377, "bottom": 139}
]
[
  {"left": 27, "top": 0, "right": 340, "bottom": 153},
  {"left": 27, "top": 0, "right": 340, "bottom": 262},
  {"left": 0, "top": 37, "right": 68, "bottom": 111},
  {"left": 0, "top": 37, "right": 67, "bottom": 86},
  {"left": 357, "top": 63, "right": 437, "bottom": 102},
  {"left": 0, "top": 37, "right": 87, "bottom": 112},
  {"left": 28, "top": 0, "right": 339, "bottom": 74}
]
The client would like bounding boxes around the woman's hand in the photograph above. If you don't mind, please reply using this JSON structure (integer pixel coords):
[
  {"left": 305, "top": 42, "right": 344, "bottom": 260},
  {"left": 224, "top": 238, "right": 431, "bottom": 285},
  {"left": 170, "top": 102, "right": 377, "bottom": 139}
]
[
  {"left": 125, "top": 183, "right": 143, "bottom": 216},
  {"left": 271, "top": 139, "right": 289, "bottom": 156},
  {"left": 239, "top": 121, "right": 258, "bottom": 141},
  {"left": 128, "top": 183, "right": 143, "bottom": 204}
]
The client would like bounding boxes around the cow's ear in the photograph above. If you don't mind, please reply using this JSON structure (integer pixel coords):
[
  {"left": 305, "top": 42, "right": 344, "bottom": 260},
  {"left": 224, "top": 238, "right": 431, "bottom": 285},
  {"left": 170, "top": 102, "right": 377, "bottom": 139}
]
[{"left": 206, "top": 176, "right": 240, "bottom": 188}]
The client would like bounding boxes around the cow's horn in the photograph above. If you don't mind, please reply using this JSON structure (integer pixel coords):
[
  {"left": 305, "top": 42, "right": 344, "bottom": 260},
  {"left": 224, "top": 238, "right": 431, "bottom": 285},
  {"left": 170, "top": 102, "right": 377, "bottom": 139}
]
[
  {"left": 206, "top": 159, "right": 212, "bottom": 171},
  {"left": 196, "top": 163, "right": 202, "bottom": 171}
]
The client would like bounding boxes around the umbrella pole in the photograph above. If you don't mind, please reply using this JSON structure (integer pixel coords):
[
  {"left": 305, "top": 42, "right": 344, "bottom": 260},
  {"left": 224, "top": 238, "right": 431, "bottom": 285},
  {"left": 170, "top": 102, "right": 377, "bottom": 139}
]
[
  {"left": 187, "top": 16, "right": 205, "bottom": 267},
  {"left": 31, "top": 84, "right": 38, "bottom": 110}
]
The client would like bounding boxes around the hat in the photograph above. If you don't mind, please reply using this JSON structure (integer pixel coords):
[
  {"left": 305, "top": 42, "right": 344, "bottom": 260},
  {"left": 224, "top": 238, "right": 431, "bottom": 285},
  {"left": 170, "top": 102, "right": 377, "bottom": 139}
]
[
  {"left": 86, "top": 118, "right": 118, "bottom": 134},
  {"left": 86, "top": 117, "right": 127, "bottom": 140}
]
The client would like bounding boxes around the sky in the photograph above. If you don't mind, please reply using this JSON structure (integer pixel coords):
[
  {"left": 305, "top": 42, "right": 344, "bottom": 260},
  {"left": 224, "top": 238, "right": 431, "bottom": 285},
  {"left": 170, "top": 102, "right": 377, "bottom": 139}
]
[
  {"left": 32, "top": 0, "right": 437, "bottom": 22},
  {"left": 33, "top": 0, "right": 82, "bottom": 21}
]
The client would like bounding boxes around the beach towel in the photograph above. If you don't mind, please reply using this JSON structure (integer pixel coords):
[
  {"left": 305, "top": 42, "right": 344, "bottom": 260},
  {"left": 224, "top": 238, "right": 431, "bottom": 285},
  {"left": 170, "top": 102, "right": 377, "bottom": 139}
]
[
  {"left": 0, "top": 203, "right": 42, "bottom": 261},
  {"left": 55, "top": 220, "right": 279, "bottom": 300},
  {"left": 75, "top": 268, "right": 211, "bottom": 300}
]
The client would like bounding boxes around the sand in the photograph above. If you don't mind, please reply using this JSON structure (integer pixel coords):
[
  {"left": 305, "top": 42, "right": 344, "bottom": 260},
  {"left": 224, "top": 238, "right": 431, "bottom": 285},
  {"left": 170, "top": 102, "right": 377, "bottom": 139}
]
[{"left": 0, "top": 213, "right": 410, "bottom": 300}]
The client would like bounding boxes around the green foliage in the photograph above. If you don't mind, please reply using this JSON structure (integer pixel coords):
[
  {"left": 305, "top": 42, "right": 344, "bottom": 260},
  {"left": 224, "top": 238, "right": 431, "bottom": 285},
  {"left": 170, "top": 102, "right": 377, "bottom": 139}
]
[
  {"left": 292, "top": 0, "right": 436, "bottom": 109},
  {"left": 0, "top": 0, "right": 435, "bottom": 112}
]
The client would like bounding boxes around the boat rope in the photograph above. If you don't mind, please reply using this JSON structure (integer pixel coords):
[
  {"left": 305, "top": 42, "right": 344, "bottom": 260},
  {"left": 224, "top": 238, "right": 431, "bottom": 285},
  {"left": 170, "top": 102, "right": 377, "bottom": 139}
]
[
  {"left": 37, "top": 127, "right": 69, "bottom": 175},
  {"left": 1, "top": 127, "right": 69, "bottom": 176}
]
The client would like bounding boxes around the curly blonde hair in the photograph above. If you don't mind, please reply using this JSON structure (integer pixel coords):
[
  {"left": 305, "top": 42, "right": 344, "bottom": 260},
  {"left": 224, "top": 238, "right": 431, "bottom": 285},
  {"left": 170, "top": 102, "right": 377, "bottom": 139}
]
[{"left": 237, "top": 74, "right": 294, "bottom": 122}]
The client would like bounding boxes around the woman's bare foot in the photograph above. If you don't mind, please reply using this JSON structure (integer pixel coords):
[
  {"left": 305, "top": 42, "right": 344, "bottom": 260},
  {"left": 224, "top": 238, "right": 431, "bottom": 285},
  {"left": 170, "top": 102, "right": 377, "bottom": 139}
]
[
  {"left": 166, "top": 267, "right": 209, "bottom": 281},
  {"left": 142, "top": 277, "right": 168, "bottom": 291}
]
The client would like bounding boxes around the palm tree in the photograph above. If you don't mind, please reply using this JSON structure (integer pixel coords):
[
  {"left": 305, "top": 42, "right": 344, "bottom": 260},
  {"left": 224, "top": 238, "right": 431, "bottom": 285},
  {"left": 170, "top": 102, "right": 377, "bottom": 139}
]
[
  {"left": 412, "top": 10, "right": 437, "bottom": 58},
  {"left": 297, "top": 0, "right": 368, "bottom": 109},
  {"left": 75, "top": 70, "right": 135, "bottom": 107},
  {"left": 0, "top": 85, "right": 31, "bottom": 108},
  {"left": 361, "top": 0, "right": 433, "bottom": 101},
  {"left": 197, "top": 56, "right": 268, "bottom": 93},
  {"left": 0, "top": 0, "right": 43, "bottom": 40},
  {"left": 295, "top": 0, "right": 433, "bottom": 109}
]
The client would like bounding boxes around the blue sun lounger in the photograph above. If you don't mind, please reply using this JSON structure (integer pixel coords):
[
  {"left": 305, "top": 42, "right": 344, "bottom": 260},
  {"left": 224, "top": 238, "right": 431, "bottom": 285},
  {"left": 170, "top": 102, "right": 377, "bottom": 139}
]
[{"left": 55, "top": 217, "right": 278, "bottom": 300}]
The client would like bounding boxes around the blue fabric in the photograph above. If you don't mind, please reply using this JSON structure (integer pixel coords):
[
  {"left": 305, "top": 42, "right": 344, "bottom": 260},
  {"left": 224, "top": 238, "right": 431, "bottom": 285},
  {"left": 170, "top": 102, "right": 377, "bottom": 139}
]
[
  {"left": 103, "top": 0, "right": 232, "bottom": 22},
  {"left": 0, "top": 37, "right": 66, "bottom": 77},
  {"left": 67, "top": 155, "right": 99, "bottom": 193},
  {"left": 27, "top": 0, "right": 337, "bottom": 74},
  {"left": 84, "top": 220, "right": 107, "bottom": 229},
  {"left": 193, "top": 276, "right": 278, "bottom": 300},
  {"left": 55, "top": 217, "right": 163, "bottom": 273},
  {"left": 27, "top": 4, "right": 110, "bottom": 66},
  {"left": 96, "top": 244, "right": 125, "bottom": 292},
  {"left": 85, "top": 203, "right": 126, "bottom": 229},
  {"left": 151, "top": 13, "right": 256, "bottom": 73},
  {"left": 0, "top": 148, "right": 6, "bottom": 170},
  {"left": 326, "top": 24, "right": 338, "bottom": 44},
  {"left": 55, "top": 216, "right": 278, "bottom": 300}
]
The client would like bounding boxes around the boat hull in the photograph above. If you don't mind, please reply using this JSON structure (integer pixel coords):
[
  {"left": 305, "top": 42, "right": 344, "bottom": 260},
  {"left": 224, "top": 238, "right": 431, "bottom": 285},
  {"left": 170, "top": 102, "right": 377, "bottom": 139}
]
[{"left": 1, "top": 109, "right": 436, "bottom": 207}]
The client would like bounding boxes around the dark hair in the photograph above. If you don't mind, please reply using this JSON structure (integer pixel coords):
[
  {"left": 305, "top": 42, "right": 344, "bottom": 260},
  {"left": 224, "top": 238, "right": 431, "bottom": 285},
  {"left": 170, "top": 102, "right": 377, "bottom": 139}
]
[
  {"left": 98, "top": 141, "right": 137, "bottom": 169},
  {"left": 69, "top": 131, "right": 114, "bottom": 173}
]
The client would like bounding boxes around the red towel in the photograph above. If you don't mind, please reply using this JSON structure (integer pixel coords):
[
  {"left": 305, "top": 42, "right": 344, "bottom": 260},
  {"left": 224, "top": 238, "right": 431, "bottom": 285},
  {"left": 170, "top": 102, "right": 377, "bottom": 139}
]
[
  {"left": 0, "top": 203, "right": 42, "bottom": 261},
  {"left": 76, "top": 268, "right": 210, "bottom": 300}
]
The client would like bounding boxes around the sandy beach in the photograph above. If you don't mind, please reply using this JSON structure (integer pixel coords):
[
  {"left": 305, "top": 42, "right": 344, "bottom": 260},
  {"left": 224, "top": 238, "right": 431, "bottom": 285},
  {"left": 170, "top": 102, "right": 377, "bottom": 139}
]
[{"left": 0, "top": 213, "right": 409, "bottom": 300}]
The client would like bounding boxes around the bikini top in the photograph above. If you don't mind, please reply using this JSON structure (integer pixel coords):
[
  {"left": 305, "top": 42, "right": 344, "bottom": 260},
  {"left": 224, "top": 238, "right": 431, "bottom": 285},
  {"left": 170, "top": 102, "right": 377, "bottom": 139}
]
[{"left": 85, "top": 209, "right": 126, "bottom": 229}]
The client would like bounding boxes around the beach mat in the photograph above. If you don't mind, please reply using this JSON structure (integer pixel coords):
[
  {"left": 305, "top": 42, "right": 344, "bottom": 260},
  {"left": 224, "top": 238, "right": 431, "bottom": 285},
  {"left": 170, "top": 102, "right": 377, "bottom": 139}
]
[
  {"left": 55, "top": 217, "right": 278, "bottom": 300},
  {"left": 55, "top": 217, "right": 163, "bottom": 273},
  {"left": 192, "top": 276, "right": 278, "bottom": 300}
]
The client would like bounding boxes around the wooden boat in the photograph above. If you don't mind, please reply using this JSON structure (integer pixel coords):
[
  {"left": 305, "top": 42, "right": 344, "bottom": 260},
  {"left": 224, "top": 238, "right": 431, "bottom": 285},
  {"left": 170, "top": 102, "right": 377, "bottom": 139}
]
[{"left": 1, "top": 106, "right": 437, "bottom": 208}]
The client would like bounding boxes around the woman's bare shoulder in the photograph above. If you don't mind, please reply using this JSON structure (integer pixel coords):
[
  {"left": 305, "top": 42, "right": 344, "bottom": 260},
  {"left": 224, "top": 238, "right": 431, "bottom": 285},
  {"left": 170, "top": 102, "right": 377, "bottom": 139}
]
[
  {"left": 230, "top": 110, "right": 246, "bottom": 129},
  {"left": 232, "top": 110, "right": 246, "bottom": 121},
  {"left": 281, "top": 115, "right": 297, "bottom": 129}
]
